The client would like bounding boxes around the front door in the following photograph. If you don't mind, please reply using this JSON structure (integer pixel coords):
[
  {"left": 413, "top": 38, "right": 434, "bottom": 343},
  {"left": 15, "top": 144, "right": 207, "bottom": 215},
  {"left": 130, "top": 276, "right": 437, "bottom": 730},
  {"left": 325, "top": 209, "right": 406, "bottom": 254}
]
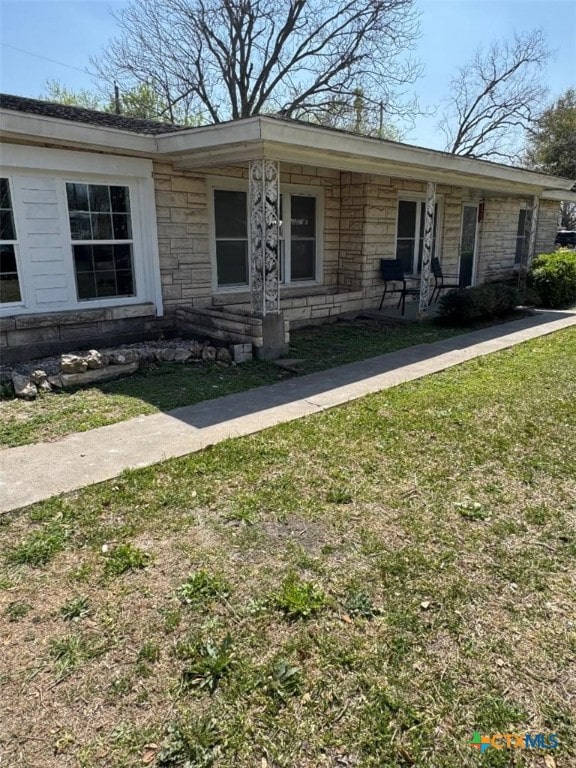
[{"left": 459, "top": 204, "right": 479, "bottom": 287}]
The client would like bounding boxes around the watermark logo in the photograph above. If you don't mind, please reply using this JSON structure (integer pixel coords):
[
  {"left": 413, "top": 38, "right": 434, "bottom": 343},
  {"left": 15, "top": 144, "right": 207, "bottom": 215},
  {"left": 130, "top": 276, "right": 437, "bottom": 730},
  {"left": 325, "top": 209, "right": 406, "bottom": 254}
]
[{"left": 470, "top": 732, "right": 559, "bottom": 752}]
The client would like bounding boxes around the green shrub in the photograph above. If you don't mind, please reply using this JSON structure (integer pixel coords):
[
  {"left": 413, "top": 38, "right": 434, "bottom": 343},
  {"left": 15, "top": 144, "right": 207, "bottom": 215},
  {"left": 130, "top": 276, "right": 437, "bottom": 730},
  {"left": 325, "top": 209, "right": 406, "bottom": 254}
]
[
  {"left": 528, "top": 249, "right": 576, "bottom": 308},
  {"left": 438, "top": 282, "right": 519, "bottom": 324}
]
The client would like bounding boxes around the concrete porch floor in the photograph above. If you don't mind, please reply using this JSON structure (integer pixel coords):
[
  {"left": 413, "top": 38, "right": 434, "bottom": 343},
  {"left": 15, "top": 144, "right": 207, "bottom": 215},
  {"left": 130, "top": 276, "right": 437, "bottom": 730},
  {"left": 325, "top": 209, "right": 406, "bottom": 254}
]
[{"left": 365, "top": 298, "right": 442, "bottom": 321}]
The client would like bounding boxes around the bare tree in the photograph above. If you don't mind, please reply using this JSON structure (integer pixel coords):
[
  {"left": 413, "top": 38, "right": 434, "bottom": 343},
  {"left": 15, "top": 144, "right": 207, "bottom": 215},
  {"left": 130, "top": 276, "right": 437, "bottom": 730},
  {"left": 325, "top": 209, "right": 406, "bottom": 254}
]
[
  {"left": 92, "top": 0, "right": 421, "bottom": 126},
  {"left": 439, "top": 30, "right": 550, "bottom": 161}
]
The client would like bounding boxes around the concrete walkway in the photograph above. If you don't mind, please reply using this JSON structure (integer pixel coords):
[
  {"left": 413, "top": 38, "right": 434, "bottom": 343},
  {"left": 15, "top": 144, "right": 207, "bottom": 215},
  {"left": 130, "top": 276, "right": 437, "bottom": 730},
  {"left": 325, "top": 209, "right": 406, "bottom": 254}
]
[{"left": 1, "top": 309, "right": 575, "bottom": 514}]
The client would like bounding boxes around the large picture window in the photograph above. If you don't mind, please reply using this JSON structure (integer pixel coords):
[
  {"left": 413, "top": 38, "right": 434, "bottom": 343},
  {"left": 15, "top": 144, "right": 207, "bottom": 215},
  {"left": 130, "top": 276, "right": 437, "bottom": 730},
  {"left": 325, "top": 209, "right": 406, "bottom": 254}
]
[
  {"left": 396, "top": 199, "right": 438, "bottom": 274},
  {"left": 66, "top": 182, "right": 135, "bottom": 300},
  {"left": 0, "top": 177, "right": 22, "bottom": 304},
  {"left": 213, "top": 187, "right": 318, "bottom": 288}
]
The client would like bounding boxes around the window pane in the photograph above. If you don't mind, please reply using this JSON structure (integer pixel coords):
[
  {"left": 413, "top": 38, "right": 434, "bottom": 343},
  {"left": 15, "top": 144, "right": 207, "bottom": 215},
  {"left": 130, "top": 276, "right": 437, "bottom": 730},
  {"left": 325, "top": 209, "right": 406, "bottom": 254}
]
[
  {"left": 112, "top": 214, "right": 132, "bottom": 239},
  {"left": 0, "top": 244, "right": 17, "bottom": 273},
  {"left": 397, "top": 201, "right": 416, "bottom": 238},
  {"left": 216, "top": 240, "right": 248, "bottom": 285},
  {"left": 0, "top": 178, "right": 11, "bottom": 209},
  {"left": 95, "top": 270, "right": 118, "bottom": 296},
  {"left": 73, "top": 245, "right": 93, "bottom": 272},
  {"left": 291, "top": 240, "right": 315, "bottom": 281},
  {"left": 91, "top": 213, "right": 113, "bottom": 240},
  {"left": 0, "top": 208, "right": 15, "bottom": 241},
  {"left": 76, "top": 272, "right": 97, "bottom": 300},
  {"left": 116, "top": 269, "right": 134, "bottom": 295},
  {"left": 396, "top": 240, "right": 414, "bottom": 273},
  {"left": 516, "top": 209, "right": 527, "bottom": 236},
  {"left": 214, "top": 190, "right": 247, "bottom": 238},
  {"left": 113, "top": 243, "right": 132, "bottom": 270},
  {"left": 110, "top": 186, "right": 130, "bottom": 213},
  {"left": 66, "top": 183, "right": 89, "bottom": 211},
  {"left": 93, "top": 244, "right": 115, "bottom": 270},
  {"left": 0, "top": 274, "right": 21, "bottom": 303},
  {"left": 70, "top": 212, "right": 92, "bottom": 240},
  {"left": 291, "top": 196, "right": 316, "bottom": 238},
  {"left": 89, "top": 185, "right": 111, "bottom": 212}
]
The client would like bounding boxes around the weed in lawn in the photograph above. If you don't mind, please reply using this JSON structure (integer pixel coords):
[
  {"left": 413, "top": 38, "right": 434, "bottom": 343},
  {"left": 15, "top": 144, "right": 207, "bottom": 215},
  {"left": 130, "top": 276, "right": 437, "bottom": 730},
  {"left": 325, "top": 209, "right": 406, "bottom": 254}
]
[
  {"left": 4, "top": 601, "right": 32, "bottom": 621},
  {"left": 345, "top": 589, "right": 379, "bottom": 619},
  {"left": 138, "top": 641, "right": 161, "bottom": 664},
  {"left": 176, "top": 570, "right": 230, "bottom": 607},
  {"left": 455, "top": 499, "right": 490, "bottom": 520},
  {"left": 261, "top": 658, "right": 303, "bottom": 704},
  {"left": 6, "top": 524, "right": 67, "bottom": 567},
  {"left": 326, "top": 487, "right": 354, "bottom": 504},
  {"left": 273, "top": 572, "right": 327, "bottom": 619},
  {"left": 178, "top": 634, "right": 235, "bottom": 694},
  {"left": 160, "top": 606, "right": 183, "bottom": 633},
  {"left": 60, "top": 596, "right": 90, "bottom": 621},
  {"left": 156, "top": 718, "right": 222, "bottom": 768},
  {"left": 103, "top": 543, "right": 152, "bottom": 577},
  {"left": 49, "top": 633, "right": 104, "bottom": 677}
]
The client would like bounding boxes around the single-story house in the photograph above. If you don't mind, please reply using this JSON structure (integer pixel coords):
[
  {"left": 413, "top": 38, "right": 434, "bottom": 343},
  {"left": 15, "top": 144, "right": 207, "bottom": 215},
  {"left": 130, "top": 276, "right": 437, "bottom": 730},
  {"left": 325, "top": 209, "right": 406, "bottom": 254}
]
[{"left": 1, "top": 93, "right": 575, "bottom": 362}]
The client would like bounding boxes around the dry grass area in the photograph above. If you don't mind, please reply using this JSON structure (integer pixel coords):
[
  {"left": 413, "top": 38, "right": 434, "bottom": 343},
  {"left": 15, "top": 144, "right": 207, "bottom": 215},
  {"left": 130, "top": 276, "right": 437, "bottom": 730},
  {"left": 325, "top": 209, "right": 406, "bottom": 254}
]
[{"left": 0, "top": 328, "right": 575, "bottom": 768}]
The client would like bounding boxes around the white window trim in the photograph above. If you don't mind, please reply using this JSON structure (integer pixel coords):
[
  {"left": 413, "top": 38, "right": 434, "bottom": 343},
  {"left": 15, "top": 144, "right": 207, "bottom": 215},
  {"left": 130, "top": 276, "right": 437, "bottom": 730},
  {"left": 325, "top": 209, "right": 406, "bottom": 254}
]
[
  {"left": 207, "top": 177, "right": 324, "bottom": 293},
  {"left": 0, "top": 174, "right": 26, "bottom": 309},
  {"left": 395, "top": 192, "right": 444, "bottom": 276},
  {"left": 0, "top": 145, "right": 162, "bottom": 317},
  {"left": 457, "top": 201, "right": 480, "bottom": 287},
  {"left": 63, "top": 179, "right": 138, "bottom": 304}
]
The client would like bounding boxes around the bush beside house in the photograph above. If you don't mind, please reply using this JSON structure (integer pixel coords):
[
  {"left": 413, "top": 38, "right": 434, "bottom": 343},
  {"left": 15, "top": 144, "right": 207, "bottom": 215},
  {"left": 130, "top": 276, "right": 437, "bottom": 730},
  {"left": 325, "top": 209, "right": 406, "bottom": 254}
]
[
  {"left": 528, "top": 249, "right": 576, "bottom": 308},
  {"left": 437, "top": 283, "right": 519, "bottom": 324}
]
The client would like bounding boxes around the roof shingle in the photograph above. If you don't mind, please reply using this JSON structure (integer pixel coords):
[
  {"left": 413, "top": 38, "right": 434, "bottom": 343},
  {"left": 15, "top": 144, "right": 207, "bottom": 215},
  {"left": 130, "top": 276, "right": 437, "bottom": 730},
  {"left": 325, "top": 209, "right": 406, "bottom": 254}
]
[{"left": 0, "top": 93, "right": 185, "bottom": 135}]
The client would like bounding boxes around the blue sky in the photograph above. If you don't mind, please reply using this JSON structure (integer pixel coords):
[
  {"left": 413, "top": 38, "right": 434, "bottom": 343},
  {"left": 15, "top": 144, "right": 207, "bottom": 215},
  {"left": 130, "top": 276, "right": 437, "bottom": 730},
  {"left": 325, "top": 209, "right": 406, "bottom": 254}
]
[{"left": 1, "top": 0, "right": 575, "bottom": 149}]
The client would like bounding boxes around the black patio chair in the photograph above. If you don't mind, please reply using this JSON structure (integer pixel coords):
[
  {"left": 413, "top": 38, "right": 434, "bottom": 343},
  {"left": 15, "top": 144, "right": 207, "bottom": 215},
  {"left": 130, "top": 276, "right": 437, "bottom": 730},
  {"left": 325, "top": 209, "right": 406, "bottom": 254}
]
[
  {"left": 379, "top": 258, "right": 420, "bottom": 314},
  {"left": 431, "top": 256, "right": 460, "bottom": 303}
]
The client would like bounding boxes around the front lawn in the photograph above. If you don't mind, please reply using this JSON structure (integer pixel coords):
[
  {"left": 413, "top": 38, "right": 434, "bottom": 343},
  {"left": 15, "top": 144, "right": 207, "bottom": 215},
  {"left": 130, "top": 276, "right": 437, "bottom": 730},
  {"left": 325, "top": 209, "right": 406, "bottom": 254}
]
[
  {"left": 0, "top": 318, "right": 464, "bottom": 448},
  {"left": 1, "top": 328, "right": 574, "bottom": 767}
]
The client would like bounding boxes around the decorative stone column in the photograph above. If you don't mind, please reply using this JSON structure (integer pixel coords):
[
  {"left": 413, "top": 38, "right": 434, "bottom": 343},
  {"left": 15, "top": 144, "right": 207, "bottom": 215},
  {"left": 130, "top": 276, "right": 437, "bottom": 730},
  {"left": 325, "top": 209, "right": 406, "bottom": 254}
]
[
  {"left": 249, "top": 159, "right": 280, "bottom": 316},
  {"left": 418, "top": 180, "right": 436, "bottom": 317},
  {"left": 249, "top": 159, "right": 287, "bottom": 359}
]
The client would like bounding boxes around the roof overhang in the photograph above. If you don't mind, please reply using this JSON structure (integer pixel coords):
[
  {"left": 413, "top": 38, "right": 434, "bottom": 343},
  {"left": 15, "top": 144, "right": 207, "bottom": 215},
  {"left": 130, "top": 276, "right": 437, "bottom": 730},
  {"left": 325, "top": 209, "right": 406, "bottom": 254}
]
[{"left": 2, "top": 108, "right": 575, "bottom": 198}]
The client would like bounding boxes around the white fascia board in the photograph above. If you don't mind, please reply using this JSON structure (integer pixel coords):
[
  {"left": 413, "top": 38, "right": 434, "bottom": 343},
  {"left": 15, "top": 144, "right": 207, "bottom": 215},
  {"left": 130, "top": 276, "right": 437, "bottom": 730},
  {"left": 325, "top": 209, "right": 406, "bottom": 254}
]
[
  {"left": 172, "top": 142, "right": 265, "bottom": 169},
  {"left": 257, "top": 118, "right": 575, "bottom": 193},
  {"left": 156, "top": 117, "right": 262, "bottom": 154},
  {"left": 2, "top": 143, "right": 154, "bottom": 178},
  {"left": 0, "top": 109, "right": 157, "bottom": 155},
  {"left": 541, "top": 189, "right": 576, "bottom": 202}
]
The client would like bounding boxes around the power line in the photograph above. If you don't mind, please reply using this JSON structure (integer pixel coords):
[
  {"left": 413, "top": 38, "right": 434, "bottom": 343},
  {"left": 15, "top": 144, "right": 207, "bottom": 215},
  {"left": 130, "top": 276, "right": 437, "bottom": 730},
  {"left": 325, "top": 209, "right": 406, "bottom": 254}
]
[{"left": 0, "top": 42, "right": 96, "bottom": 77}]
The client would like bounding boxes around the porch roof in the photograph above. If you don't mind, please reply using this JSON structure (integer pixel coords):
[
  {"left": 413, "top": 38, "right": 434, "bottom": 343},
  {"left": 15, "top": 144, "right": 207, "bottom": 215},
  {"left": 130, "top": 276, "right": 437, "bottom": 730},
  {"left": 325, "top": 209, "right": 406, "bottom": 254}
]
[{"left": 2, "top": 94, "right": 575, "bottom": 200}]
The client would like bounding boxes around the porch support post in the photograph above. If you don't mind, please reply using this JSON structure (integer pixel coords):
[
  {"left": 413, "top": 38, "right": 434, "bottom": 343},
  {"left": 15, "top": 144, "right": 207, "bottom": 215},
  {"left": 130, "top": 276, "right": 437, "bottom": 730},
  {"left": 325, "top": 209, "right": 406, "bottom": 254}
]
[
  {"left": 418, "top": 180, "right": 436, "bottom": 317},
  {"left": 249, "top": 159, "right": 280, "bottom": 316}
]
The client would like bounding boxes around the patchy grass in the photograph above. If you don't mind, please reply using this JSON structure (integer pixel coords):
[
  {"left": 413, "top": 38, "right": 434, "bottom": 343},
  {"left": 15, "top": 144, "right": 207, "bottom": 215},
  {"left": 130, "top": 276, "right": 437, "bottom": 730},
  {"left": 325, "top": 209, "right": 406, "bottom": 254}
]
[
  {"left": 0, "top": 328, "right": 574, "bottom": 767},
  {"left": 0, "top": 318, "right": 470, "bottom": 448}
]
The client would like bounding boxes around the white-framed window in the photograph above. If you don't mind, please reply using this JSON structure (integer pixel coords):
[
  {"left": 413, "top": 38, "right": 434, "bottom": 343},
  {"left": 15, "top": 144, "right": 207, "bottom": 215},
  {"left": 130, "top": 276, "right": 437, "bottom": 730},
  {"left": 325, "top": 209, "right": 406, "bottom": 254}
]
[
  {"left": 395, "top": 198, "right": 439, "bottom": 274},
  {"left": 66, "top": 182, "right": 136, "bottom": 301},
  {"left": 211, "top": 183, "right": 321, "bottom": 289},
  {"left": 0, "top": 177, "right": 22, "bottom": 305}
]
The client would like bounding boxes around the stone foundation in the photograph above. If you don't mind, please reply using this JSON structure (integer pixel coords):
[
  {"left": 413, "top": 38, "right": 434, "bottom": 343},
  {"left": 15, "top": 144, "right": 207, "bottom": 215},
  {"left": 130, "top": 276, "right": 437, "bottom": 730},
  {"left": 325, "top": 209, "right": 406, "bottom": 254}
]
[{"left": 0, "top": 303, "right": 170, "bottom": 364}]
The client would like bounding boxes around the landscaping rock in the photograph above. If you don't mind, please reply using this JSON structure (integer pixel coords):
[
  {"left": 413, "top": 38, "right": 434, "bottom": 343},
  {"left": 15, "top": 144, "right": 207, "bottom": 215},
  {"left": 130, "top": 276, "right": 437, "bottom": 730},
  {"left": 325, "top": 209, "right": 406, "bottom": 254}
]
[
  {"left": 12, "top": 372, "right": 37, "bottom": 400},
  {"left": 231, "top": 343, "right": 253, "bottom": 363},
  {"left": 29, "top": 369, "right": 48, "bottom": 385},
  {"left": 85, "top": 349, "right": 106, "bottom": 369},
  {"left": 202, "top": 346, "right": 217, "bottom": 362},
  {"left": 156, "top": 348, "right": 176, "bottom": 362},
  {"left": 216, "top": 347, "right": 232, "bottom": 364},
  {"left": 60, "top": 362, "right": 139, "bottom": 388},
  {"left": 60, "top": 354, "right": 88, "bottom": 374},
  {"left": 174, "top": 348, "right": 192, "bottom": 363},
  {"left": 38, "top": 379, "right": 52, "bottom": 393},
  {"left": 47, "top": 374, "right": 64, "bottom": 389},
  {"left": 108, "top": 350, "right": 128, "bottom": 365},
  {"left": 189, "top": 341, "right": 204, "bottom": 358}
]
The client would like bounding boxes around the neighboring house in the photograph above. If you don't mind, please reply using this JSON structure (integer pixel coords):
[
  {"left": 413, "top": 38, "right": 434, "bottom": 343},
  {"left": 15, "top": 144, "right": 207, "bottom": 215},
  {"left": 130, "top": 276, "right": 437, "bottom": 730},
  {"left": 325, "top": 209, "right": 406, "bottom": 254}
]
[{"left": 1, "top": 94, "right": 575, "bottom": 362}]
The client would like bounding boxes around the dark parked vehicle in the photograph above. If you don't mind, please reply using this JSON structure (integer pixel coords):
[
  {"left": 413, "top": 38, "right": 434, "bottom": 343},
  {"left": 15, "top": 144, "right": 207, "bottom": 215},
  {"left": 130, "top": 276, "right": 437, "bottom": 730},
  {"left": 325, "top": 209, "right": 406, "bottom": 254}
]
[{"left": 555, "top": 230, "right": 576, "bottom": 248}]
